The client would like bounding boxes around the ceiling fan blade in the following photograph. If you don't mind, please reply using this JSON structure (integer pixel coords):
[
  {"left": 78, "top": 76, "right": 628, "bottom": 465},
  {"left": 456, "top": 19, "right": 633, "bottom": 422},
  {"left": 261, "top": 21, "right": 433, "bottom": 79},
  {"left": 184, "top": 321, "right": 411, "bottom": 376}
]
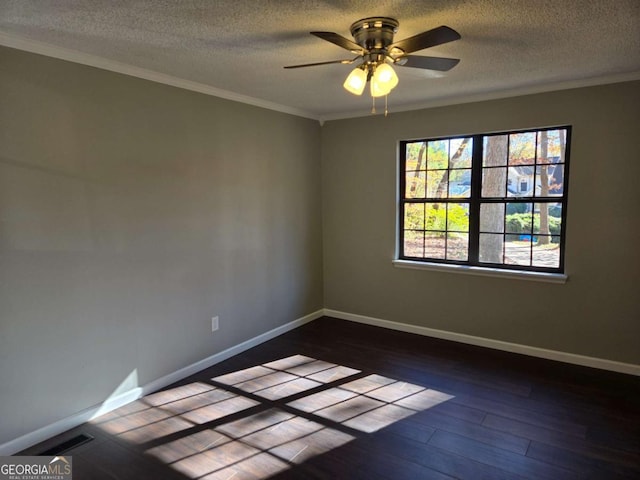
[
  {"left": 284, "top": 58, "right": 358, "bottom": 69},
  {"left": 311, "top": 31, "right": 364, "bottom": 53},
  {"left": 395, "top": 55, "right": 460, "bottom": 71},
  {"left": 389, "top": 25, "right": 461, "bottom": 54}
]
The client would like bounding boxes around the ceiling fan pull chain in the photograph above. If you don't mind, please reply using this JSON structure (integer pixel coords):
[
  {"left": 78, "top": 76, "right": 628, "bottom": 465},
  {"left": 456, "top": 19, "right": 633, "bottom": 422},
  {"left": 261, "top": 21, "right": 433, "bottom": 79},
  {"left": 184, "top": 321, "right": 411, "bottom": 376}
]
[
  {"left": 371, "top": 95, "right": 376, "bottom": 114},
  {"left": 384, "top": 95, "right": 389, "bottom": 117}
]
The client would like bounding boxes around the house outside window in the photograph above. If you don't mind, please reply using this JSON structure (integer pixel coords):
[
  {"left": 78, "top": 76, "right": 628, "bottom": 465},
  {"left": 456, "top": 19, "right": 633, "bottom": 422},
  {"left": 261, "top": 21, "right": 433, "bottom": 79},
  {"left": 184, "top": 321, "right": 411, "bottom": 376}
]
[
  {"left": 399, "top": 127, "right": 570, "bottom": 274},
  {"left": 520, "top": 180, "right": 528, "bottom": 192}
]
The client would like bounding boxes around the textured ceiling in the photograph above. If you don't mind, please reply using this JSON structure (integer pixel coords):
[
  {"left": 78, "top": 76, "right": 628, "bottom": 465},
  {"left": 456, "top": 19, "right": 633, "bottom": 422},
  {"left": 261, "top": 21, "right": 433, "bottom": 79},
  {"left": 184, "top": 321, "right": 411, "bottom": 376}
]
[{"left": 1, "top": 0, "right": 639, "bottom": 120}]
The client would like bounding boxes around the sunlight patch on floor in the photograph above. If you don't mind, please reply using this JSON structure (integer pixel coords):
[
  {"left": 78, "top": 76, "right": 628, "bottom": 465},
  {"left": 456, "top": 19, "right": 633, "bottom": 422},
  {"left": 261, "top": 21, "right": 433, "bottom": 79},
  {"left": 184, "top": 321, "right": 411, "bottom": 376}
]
[
  {"left": 92, "top": 354, "right": 454, "bottom": 479},
  {"left": 212, "top": 354, "right": 360, "bottom": 401},
  {"left": 288, "top": 374, "right": 453, "bottom": 433},
  {"left": 146, "top": 408, "right": 353, "bottom": 479},
  {"left": 92, "top": 388, "right": 259, "bottom": 444}
]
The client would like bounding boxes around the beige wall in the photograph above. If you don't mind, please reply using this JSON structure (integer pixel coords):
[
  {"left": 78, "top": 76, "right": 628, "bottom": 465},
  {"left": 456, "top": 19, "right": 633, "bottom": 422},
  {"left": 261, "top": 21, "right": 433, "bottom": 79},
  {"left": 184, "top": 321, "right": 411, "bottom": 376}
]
[
  {"left": 0, "top": 46, "right": 323, "bottom": 445},
  {"left": 1, "top": 43, "right": 638, "bottom": 449},
  {"left": 322, "top": 81, "right": 640, "bottom": 365}
]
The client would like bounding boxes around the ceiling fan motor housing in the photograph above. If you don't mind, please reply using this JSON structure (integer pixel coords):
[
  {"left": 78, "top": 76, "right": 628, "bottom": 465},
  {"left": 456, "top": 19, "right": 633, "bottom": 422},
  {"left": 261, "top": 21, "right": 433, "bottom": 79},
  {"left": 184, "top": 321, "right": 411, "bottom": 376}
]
[
  {"left": 283, "top": 17, "right": 460, "bottom": 76},
  {"left": 350, "top": 17, "right": 399, "bottom": 52}
]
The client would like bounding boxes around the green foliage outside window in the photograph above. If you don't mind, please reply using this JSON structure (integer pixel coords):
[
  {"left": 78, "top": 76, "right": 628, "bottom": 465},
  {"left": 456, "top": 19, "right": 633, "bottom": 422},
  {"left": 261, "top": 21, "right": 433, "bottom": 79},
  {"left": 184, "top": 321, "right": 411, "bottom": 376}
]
[
  {"left": 505, "top": 213, "right": 561, "bottom": 236},
  {"left": 405, "top": 203, "right": 468, "bottom": 237}
]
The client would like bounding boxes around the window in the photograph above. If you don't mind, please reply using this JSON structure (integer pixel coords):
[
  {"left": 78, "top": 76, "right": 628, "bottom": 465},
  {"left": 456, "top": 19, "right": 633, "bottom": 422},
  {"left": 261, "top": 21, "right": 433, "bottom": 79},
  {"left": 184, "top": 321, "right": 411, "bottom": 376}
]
[{"left": 399, "top": 126, "right": 570, "bottom": 273}]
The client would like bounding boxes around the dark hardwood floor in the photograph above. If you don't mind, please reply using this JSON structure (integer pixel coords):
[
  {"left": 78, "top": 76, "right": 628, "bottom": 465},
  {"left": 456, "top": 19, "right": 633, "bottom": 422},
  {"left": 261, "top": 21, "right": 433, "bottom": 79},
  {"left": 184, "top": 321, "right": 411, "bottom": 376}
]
[{"left": 20, "top": 317, "right": 640, "bottom": 479}]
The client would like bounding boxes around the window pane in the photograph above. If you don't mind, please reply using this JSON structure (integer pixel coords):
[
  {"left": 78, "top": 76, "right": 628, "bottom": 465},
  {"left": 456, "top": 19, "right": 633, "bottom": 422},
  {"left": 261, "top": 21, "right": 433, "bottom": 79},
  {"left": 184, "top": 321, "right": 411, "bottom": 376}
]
[
  {"left": 509, "top": 132, "right": 536, "bottom": 165},
  {"left": 449, "top": 169, "right": 471, "bottom": 198},
  {"left": 447, "top": 203, "right": 469, "bottom": 232},
  {"left": 480, "top": 203, "right": 505, "bottom": 233},
  {"left": 447, "top": 233, "right": 468, "bottom": 261},
  {"left": 403, "top": 230, "right": 424, "bottom": 257},
  {"left": 483, "top": 135, "right": 508, "bottom": 167},
  {"left": 406, "top": 142, "right": 426, "bottom": 170},
  {"left": 405, "top": 171, "right": 425, "bottom": 198},
  {"left": 535, "top": 164, "right": 564, "bottom": 196},
  {"left": 508, "top": 166, "right": 534, "bottom": 197},
  {"left": 506, "top": 202, "right": 531, "bottom": 215},
  {"left": 505, "top": 204, "right": 532, "bottom": 234},
  {"left": 425, "top": 203, "right": 446, "bottom": 231},
  {"left": 450, "top": 137, "right": 472, "bottom": 168},
  {"left": 548, "top": 202, "right": 563, "bottom": 221},
  {"left": 532, "top": 236, "right": 561, "bottom": 268},
  {"left": 479, "top": 233, "right": 504, "bottom": 263},
  {"left": 426, "top": 170, "right": 448, "bottom": 198},
  {"left": 533, "top": 203, "right": 561, "bottom": 236},
  {"left": 537, "top": 129, "right": 566, "bottom": 164},
  {"left": 505, "top": 236, "right": 532, "bottom": 266},
  {"left": 427, "top": 140, "right": 448, "bottom": 170},
  {"left": 482, "top": 167, "right": 507, "bottom": 197},
  {"left": 404, "top": 203, "right": 424, "bottom": 230},
  {"left": 425, "top": 232, "right": 446, "bottom": 259}
]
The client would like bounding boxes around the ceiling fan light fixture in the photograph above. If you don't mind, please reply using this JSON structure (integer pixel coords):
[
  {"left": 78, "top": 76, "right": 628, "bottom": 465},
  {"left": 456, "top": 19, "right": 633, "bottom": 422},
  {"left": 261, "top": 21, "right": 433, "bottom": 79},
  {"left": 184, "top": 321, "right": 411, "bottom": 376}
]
[
  {"left": 286, "top": 17, "right": 461, "bottom": 109},
  {"left": 370, "top": 63, "right": 398, "bottom": 97},
  {"left": 343, "top": 66, "right": 367, "bottom": 95}
]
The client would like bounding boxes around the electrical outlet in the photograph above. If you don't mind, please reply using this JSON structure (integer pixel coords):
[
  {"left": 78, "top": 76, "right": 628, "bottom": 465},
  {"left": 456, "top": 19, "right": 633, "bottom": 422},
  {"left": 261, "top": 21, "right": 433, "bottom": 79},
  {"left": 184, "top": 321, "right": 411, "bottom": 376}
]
[{"left": 211, "top": 316, "right": 219, "bottom": 332}]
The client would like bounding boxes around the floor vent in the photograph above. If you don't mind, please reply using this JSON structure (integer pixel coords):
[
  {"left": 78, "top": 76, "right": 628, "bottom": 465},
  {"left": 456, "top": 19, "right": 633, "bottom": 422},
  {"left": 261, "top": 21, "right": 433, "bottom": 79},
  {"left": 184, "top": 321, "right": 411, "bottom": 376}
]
[{"left": 39, "top": 433, "right": 94, "bottom": 455}]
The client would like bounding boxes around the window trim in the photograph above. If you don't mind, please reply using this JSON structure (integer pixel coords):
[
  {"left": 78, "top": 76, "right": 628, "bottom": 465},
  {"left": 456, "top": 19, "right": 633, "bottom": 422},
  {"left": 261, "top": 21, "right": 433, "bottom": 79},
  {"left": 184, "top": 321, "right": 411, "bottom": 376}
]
[
  {"left": 392, "top": 259, "right": 568, "bottom": 284},
  {"left": 397, "top": 126, "right": 571, "bottom": 275}
]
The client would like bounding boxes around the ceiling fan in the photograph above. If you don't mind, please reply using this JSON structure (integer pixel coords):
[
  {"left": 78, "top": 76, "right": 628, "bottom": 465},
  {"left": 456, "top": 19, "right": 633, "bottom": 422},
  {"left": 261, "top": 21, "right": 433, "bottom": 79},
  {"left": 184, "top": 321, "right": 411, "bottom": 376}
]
[{"left": 285, "top": 17, "right": 461, "bottom": 98}]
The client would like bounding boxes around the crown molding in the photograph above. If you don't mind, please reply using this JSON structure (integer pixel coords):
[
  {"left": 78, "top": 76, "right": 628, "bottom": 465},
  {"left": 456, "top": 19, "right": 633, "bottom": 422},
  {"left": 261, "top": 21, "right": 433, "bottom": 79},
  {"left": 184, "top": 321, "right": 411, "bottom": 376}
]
[
  {"left": 0, "top": 31, "right": 320, "bottom": 122},
  {"left": 2, "top": 31, "right": 638, "bottom": 127}
]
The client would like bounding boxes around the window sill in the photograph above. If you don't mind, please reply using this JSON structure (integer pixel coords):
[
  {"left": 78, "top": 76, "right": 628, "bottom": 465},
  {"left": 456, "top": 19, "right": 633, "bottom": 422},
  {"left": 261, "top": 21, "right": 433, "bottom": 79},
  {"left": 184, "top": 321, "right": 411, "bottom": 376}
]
[{"left": 392, "top": 259, "right": 568, "bottom": 284}]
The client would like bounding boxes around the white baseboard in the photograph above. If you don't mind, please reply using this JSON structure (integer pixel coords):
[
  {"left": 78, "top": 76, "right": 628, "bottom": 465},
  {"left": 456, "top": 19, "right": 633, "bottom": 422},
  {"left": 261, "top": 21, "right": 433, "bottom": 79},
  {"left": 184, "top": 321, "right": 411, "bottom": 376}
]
[
  {"left": 0, "top": 309, "right": 323, "bottom": 456},
  {"left": 323, "top": 309, "right": 640, "bottom": 377}
]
